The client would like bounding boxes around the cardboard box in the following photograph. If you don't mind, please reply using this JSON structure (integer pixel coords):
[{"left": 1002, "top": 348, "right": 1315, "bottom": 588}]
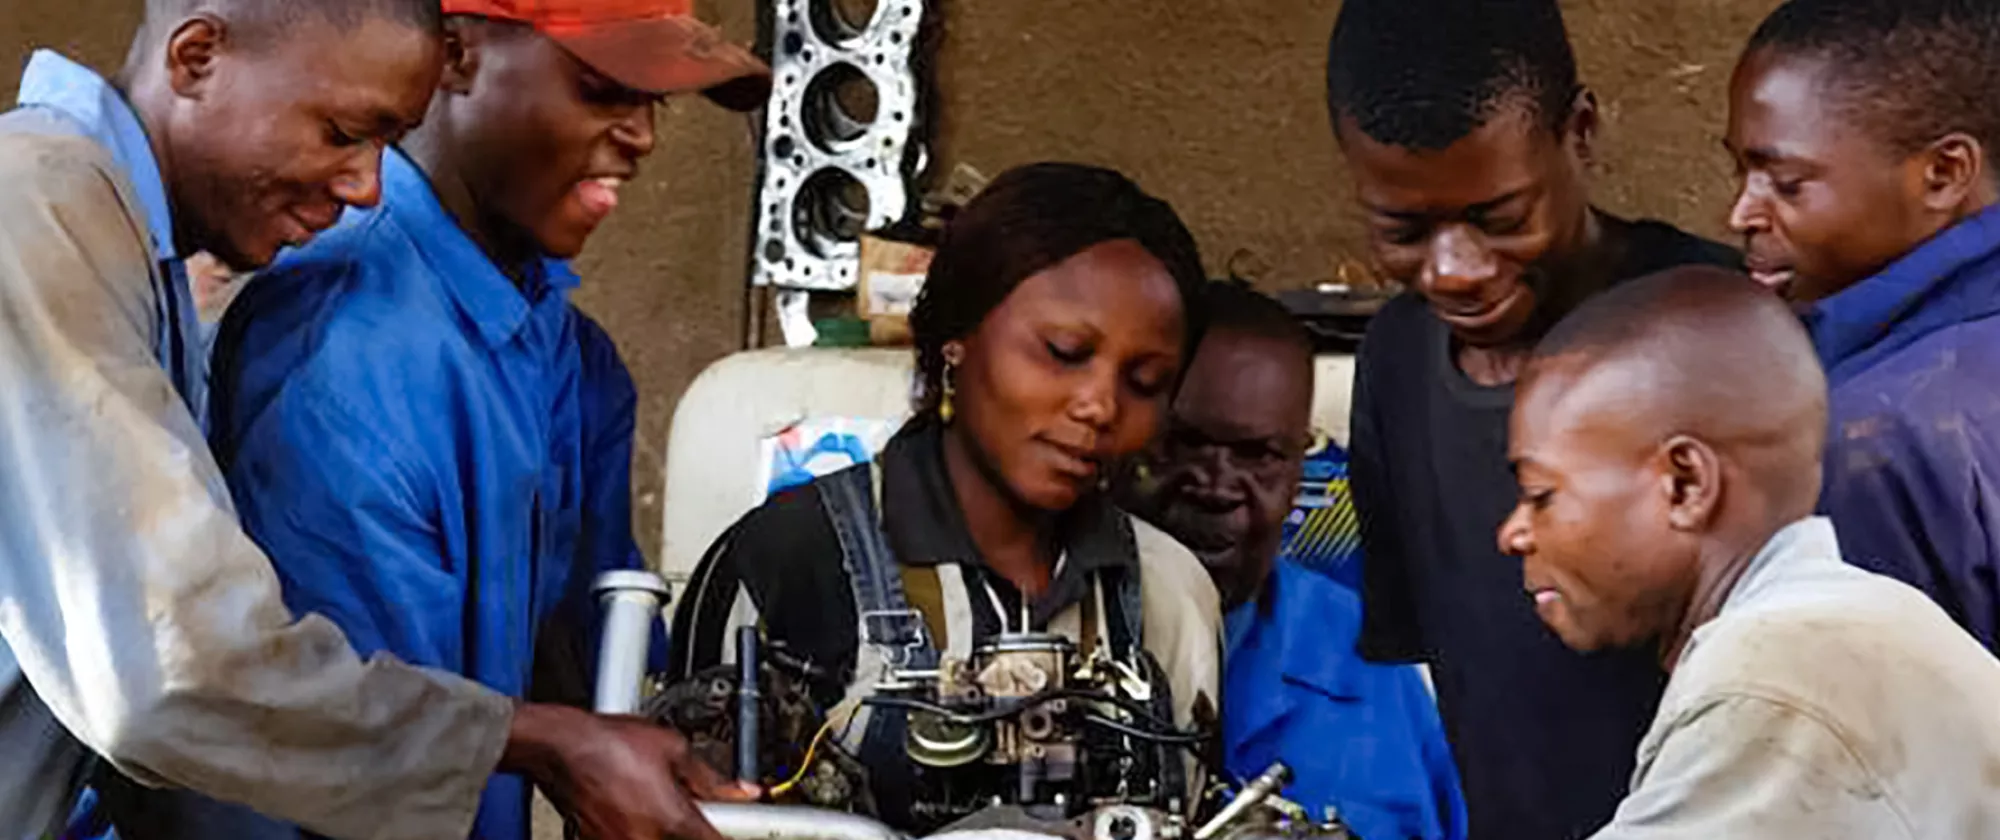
[{"left": 858, "top": 235, "right": 934, "bottom": 346}]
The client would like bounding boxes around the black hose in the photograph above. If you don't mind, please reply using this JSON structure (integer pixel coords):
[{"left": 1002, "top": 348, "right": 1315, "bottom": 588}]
[
  {"left": 1082, "top": 712, "right": 1230, "bottom": 786},
  {"left": 1081, "top": 713, "right": 1206, "bottom": 744},
  {"left": 1045, "top": 688, "right": 1183, "bottom": 733}
]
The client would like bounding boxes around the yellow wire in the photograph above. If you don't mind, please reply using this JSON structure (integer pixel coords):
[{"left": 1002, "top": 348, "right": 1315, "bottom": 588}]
[
  {"left": 768, "top": 692, "right": 864, "bottom": 796},
  {"left": 768, "top": 717, "right": 837, "bottom": 797}
]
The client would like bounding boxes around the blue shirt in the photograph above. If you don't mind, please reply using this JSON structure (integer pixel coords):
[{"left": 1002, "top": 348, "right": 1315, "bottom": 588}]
[
  {"left": 193, "top": 148, "right": 651, "bottom": 840},
  {"left": 1223, "top": 561, "right": 1467, "bottom": 840},
  {"left": 1810, "top": 203, "right": 2000, "bottom": 652}
]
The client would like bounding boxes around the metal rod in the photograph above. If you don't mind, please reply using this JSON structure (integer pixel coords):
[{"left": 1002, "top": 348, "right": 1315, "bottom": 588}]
[
  {"left": 591, "top": 570, "right": 671, "bottom": 715},
  {"left": 1193, "top": 762, "right": 1292, "bottom": 840},
  {"left": 736, "top": 625, "right": 762, "bottom": 785}
]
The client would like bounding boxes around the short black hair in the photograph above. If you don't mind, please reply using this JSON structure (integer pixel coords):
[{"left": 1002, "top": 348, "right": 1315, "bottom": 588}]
[
  {"left": 1326, "top": 0, "right": 1580, "bottom": 151},
  {"left": 910, "top": 162, "right": 1206, "bottom": 414},
  {"left": 1196, "top": 279, "right": 1312, "bottom": 358},
  {"left": 143, "top": 0, "right": 442, "bottom": 45},
  {"left": 1747, "top": 0, "right": 2000, "bottom": 157}
]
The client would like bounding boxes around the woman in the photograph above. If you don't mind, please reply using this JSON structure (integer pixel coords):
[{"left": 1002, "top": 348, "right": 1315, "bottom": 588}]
[{"left": 667, "top": 163, "right": 1222, "bottom": 831}]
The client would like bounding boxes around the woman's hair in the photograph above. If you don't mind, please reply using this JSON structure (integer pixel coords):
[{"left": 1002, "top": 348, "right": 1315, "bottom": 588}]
[{"left": 909, "top": 162, "right": 1207, "bottom": 413}]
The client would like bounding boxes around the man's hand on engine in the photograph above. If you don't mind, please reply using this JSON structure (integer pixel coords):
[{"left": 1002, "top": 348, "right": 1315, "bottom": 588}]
[{"left": 504, "top": 702, "right": 761, "bottom": 840}]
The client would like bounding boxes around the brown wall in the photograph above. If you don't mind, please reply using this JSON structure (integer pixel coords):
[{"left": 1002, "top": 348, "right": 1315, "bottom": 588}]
[{"left": 3, "top": 0, "right": 1781, "bottom": 560}]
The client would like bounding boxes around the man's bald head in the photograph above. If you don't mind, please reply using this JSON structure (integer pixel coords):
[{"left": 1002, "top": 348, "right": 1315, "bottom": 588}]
[
  {"left": 1526, "top": 265, "right": 1827, "bottom": 515},
  {"left": 1498, "top": 265, "right": 1830, "bottom": 658}
]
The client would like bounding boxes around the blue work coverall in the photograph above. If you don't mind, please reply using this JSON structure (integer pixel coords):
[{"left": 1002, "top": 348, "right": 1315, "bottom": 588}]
[
  {"left": 1224, "top": 561, "right": 1468, "bottom": 840},
  {"left": 186, "top": 148, "right": 655, "bottom": 839},
  {"left": 1812, "top": 203, "right": 2000, "bottom": 652}
]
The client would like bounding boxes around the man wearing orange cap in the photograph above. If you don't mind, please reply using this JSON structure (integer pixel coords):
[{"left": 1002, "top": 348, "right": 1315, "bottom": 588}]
[{"left": 130, "top": 1, "right": 775, "bottom": 838}]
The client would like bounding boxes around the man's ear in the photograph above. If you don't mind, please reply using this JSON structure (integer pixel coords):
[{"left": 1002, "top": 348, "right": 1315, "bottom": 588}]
[
  {"left": 1562, "top": 87, "right": 1600, "bottom": 169},
  {"left": 164, "top": 15, "right": 226, "bottom": 98},
  {"left": 438, "top": 17, "right": 482, "bottom": 94},
  {"left": 1659, "top": 435, "right": 1722, "bottom": 532},
  {"left": 1922, "top": 132, "right": 1990, "bottom": 213}
]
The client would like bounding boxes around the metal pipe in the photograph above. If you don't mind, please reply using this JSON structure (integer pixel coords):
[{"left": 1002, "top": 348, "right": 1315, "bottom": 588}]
[
  {"left": 699, "top": 803, "right": 909, "bottom": 840},
  {"left": 592, "top": 569, "right": 671, "bottom": 714},
  {"left": 737, "top": 625, "right": 762, "bottom": 784},
  {"left": 1193, "top": 762, "right": 1292, "bottom": 840}
]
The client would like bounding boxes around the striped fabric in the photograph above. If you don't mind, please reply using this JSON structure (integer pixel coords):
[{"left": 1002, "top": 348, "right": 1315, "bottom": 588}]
[{"left": 1279, "top": 432, "right": 1364, "bottom": 592}]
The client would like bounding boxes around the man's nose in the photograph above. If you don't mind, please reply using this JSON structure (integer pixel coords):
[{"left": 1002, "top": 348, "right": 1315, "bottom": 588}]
[
  {"left": 1496, "top": 505, "right": 1533, "bottom": 557},
  {"left": 330, "top": 147, "right": 384, "bottom": 209},
  {"left": 1176, "top": 443, "right": 1247, "bottom": 496},
  {"left": 1183, "top": 442, "right": 1227, "bottom": 481},
  {"left": 1726, "top": 183, "right": 1767, "bottom": 237},
  {"left": 1423, "top": 224, "right": 1499, "bottom": 296},
  {"left": 611, "top": 101, "right": 658, "bottom": 160}
]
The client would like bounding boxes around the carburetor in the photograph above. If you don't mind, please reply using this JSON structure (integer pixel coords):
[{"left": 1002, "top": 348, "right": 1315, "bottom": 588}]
[
  {"left": 905, "top": 634, "right": 1079, "bottom": 795},
  {"left": 873, "top": 631, "right": 1187, "bottom": 826}
]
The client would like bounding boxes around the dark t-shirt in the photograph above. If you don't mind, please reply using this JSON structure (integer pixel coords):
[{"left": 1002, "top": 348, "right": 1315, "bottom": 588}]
[{"left": 1351, "top": 216, "right": 1740, "bottom": 840}]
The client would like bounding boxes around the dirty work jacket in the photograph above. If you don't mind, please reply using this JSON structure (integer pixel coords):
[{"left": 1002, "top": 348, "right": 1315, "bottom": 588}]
[
  {"left": 1223, "top": 561, "right": 1467, "bottom": 840},
  {"left": 1811, "top": 203, "right": 2000, "bottom": 651},
  {"left": 0, "top": 50, "right": 512, "bottom": 840},
  {"left": 197, "top": 147, "right": 653, "bottom": 840},
  {"left": 1591, "top": 517, "right": 2000, "bottom": 838}
]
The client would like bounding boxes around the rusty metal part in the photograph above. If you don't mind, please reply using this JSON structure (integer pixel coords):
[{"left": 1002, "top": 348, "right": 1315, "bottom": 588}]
[{"left": 647, "top": 652, "right": 877, "bottom": 814}]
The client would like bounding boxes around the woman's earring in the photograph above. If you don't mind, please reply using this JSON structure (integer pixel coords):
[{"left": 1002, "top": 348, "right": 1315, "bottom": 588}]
[{"left": 939, "top": 365, "right": 957, "bottom": 424}]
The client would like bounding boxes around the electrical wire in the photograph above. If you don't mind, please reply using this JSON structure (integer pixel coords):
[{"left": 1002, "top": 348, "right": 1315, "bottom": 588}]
[
  {"left": 769, "top": 717, "right": 837, "bottom": 797},
  {"left": 1082, "top": 713, "right": 1206, "bottom": 745},
  {"left": 861, "top": 694, "right": 1015, "bottom": 723},
  {"left": 769, "top": 694, "right": 863, "bottom": 797}
]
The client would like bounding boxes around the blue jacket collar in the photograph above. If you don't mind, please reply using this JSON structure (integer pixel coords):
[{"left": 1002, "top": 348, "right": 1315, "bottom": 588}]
[
  {"left": 16, "top": 50, "right": 177, "bottom": 262},
  {"left": 379, "top": 147, "right": 579, "bottom": 347},
  {"left": 1808, "top": 202, "right": 2000, "bottom": 381},
  {"left": 1225, "top": 562, "right": 1364, "bottom": 743}
]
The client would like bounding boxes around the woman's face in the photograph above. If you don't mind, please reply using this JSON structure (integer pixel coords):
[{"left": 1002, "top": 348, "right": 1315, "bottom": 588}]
[{"left": 949, "top": 239, "right": 1188, "bottom": 513}]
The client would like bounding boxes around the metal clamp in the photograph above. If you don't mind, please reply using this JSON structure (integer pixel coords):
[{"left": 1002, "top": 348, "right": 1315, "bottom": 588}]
[{"left": 859, "top": 607, "right": 935, "bottom": 673}]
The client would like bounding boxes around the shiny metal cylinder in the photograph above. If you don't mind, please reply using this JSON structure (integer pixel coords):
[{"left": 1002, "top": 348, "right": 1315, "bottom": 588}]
[
  {"left": 592, "top": 569, "right": 671, "bottom": 714},
  {"left": 1194, "top": 763, "right": 1293, "bottom": 840},
  {"left": 699, "top": 803, "right": 911, "bottom": 840}
]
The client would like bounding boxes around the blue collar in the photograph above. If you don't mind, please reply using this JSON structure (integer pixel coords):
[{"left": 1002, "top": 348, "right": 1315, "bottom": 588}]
[
  {"left": 379, "top": 147, "right": 580, "bottom": 347},
  {"left": 1227, "top": 562, "right": 1362, "bottom": 703},
  {"left": 1807, "top": 202, "right": 2000, "bottom": 379},
  {"left": 15, "top": 50, "right": 177, "bottom": 262}
]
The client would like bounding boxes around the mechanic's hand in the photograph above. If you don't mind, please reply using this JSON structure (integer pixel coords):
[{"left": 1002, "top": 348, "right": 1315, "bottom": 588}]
[{"left": 504, "top": 702, "right": 759, "bottom": 840}]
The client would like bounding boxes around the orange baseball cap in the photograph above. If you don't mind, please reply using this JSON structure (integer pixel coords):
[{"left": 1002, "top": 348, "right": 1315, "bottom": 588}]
[{"left": 441, "top": 0, "right": 773, "bottom": 111}]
